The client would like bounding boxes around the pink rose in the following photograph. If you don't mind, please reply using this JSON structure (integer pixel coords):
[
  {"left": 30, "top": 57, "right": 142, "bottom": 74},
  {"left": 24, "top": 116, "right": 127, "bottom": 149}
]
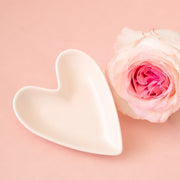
[{"left": 107, "top": 28, "right": 180, "bottom": 123}]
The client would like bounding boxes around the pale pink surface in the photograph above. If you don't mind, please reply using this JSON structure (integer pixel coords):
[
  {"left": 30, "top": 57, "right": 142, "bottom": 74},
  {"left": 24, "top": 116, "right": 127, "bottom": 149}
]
[{"left": 1, "top": 0, "right": 180, "bottom": 179}]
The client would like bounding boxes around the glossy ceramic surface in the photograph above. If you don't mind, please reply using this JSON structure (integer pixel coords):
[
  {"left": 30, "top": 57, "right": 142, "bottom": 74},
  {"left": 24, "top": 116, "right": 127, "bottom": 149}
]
[{"left": 13, "top": 49, "right": 122, "bottom": 155}]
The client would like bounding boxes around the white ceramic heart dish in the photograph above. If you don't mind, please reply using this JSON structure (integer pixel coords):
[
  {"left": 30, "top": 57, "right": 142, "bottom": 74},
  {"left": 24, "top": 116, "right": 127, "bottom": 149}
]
[{"left": 13, "top": 49, "right": 122, "bottom": 155}]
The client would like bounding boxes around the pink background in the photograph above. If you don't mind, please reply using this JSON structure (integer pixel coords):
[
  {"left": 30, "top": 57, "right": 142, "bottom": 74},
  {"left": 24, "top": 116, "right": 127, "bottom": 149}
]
[{"left": 1, "top": 0, "right": 180, "bottom": 179}]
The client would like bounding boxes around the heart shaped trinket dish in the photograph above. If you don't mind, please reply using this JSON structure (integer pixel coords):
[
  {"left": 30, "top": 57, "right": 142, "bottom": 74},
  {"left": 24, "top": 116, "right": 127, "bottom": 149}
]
[{"left": 13, "top": 49, "right": 122, "bottom": 155}]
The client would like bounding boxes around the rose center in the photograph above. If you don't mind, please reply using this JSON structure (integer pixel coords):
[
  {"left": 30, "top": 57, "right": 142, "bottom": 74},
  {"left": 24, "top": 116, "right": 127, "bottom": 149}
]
[{"left": 128, "top": 62, "right": 170, "bottom": 99}]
